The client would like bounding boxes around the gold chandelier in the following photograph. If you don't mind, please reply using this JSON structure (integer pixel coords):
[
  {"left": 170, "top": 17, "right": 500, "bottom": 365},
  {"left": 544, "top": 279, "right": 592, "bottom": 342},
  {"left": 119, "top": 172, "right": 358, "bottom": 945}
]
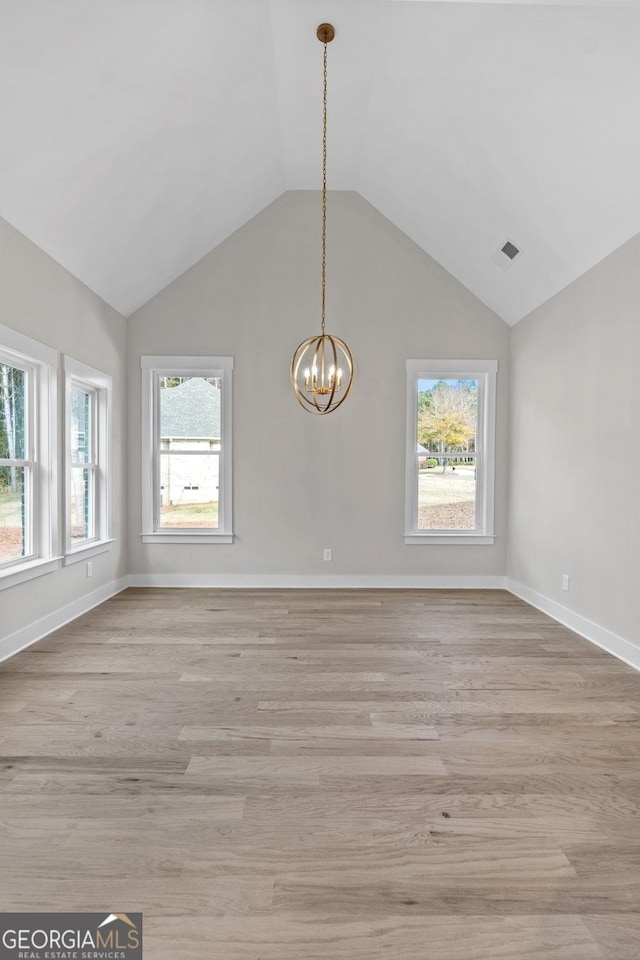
[{"left": 290, "top": 23, "right": 354, "bottom": 415}]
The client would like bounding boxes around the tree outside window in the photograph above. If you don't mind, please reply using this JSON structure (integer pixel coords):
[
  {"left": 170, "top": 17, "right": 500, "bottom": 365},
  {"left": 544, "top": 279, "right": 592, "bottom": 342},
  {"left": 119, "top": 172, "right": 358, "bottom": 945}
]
[{"left": 405, "top": 360, "right": 497, "bottom": 544}]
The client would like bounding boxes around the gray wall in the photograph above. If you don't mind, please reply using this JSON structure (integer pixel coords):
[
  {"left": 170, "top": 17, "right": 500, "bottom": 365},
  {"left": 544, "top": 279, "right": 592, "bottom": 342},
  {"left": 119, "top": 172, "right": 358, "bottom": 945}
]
[
  {"left": 0, "top": 216, "right": 128, "bottom": 643},
  {"left": 508, "top": 232, "right": 640, "bottom": 643},
  {"left": 128, "top": 191, "right": 510, "bottom": 581}
]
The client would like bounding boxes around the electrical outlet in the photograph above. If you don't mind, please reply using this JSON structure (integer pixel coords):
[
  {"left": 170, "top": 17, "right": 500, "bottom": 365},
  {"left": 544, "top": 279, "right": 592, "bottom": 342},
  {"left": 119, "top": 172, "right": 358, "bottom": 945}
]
[
  {"left": 323, "top": 548, "right": 332, "bottom": 562},
  {"left": 86, "top": 561, "right": 93, "bottom": 578},
  {"left": 562, "top": 574, "right": 569, "bottom": 592}
]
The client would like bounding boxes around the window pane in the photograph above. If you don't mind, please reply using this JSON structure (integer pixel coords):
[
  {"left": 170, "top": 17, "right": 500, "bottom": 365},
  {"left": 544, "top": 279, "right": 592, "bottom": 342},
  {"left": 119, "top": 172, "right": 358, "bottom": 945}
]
[
  {"left": 70, "top": 466, "right": 94, "bottom": 542},
  {"left": 416, "top": 378, "right": 478, "bottom": 530},
  {"left": 159, "top": 377, "right": 221, "bottom": 453},
  {"left": 71, "top": 386, "right": 91, "bottom": 463},
  {"left": 418, "top": 458, "right": 477, "bottom": 529},
  {"left": 0, "top": 465, "right": 27, "bottom": 562},
  {"left": 0, "top": 363, "right": 26, "bottom": 460},
  {"left": 159, "top": 453, "right": 219, "bottom": 528}
]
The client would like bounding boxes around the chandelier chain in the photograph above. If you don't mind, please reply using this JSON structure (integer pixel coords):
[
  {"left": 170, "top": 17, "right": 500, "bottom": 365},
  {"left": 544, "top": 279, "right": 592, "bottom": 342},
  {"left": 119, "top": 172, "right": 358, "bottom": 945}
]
[
  {"left": 321, "top": 39, "right": 328, "bottom": 334},
  {"left": 290, "top": 23, "right": 354, "bottom": 415}
]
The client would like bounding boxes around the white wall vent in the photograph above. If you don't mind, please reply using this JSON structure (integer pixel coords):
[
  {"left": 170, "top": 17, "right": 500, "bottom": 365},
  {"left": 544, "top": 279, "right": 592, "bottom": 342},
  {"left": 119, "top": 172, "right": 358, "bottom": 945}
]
[{"left": 491, "top": 239, "right": 523, "bottom": 272}]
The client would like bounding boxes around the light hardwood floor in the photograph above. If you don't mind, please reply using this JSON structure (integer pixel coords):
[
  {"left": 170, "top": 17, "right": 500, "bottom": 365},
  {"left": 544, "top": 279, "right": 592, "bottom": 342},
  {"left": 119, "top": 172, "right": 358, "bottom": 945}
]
[{"left": 1, "top": 588, "right": 640, "bottom": 959}]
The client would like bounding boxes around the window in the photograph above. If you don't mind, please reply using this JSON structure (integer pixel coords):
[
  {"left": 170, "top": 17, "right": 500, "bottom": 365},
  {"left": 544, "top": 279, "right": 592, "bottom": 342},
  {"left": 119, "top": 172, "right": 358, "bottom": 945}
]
[
  {"left": 141, "top": 356, "right": 233, "bottom": 543},
  {"left": 405, "top": 359, "right": 497, "bottom": 544},
  {"left": 0, "top": 323, "right": 58, "bottom": 588},
  {"left": 64, "top": 356, "right": 112, "bottom": 564}
]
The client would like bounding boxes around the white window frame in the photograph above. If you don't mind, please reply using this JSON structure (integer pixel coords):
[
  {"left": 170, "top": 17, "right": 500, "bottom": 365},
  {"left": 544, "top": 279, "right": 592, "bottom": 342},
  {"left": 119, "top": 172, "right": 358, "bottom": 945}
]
[
  {"left": 63, "top": 356, "right": 113, "bottom": 565},
  {"left": 141, "top": 356, "right": 233, "bottom": 544},
  {"left": 0, "top": 323, "right": 59, "bottom": 589},
  {"left": 405, "top": 359, "right": 497, "bottom": 545}
]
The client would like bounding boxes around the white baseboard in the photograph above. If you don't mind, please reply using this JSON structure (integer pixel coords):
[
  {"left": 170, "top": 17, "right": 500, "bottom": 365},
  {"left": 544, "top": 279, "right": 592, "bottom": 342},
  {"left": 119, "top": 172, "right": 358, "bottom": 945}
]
[
  {"left": 127, "top": 573, "right": 508, "bottom": 590},
  {"left": 0, "top": 577, "right": 129, "bottom": 664},
  {"left": 507, "top": 578, "right": 640, "bottom": 673}
]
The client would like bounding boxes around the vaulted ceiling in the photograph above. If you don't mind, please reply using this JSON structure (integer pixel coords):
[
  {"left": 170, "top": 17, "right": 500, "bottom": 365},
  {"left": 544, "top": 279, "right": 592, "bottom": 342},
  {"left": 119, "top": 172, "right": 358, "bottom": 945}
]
[{"left": 1, "top": 0, "right": 639, "bottom": 323}]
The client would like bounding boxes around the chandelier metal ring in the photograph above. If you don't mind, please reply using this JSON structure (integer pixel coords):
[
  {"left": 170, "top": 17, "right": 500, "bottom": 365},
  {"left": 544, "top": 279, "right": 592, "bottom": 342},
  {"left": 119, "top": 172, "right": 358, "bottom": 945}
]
[{"left": 290, "top": 332, "right": 354, "bottom": 415}]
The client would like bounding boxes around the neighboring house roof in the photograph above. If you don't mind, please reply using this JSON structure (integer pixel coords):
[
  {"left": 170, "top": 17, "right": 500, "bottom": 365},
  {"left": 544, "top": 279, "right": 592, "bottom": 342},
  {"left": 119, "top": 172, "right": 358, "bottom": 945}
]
[{"left": 160, "top": 378, "right": 220, "bottom": 439}]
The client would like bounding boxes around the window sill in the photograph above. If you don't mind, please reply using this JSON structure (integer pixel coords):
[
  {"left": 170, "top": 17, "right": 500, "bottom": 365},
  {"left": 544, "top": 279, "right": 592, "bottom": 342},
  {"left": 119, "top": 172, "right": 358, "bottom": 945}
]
[
  {"left": 141, "top": 532, "right": 234, "bottom": 544},
  {"left": 404, "top": 533, "right": 495, "bottom": 545},
  {"left": 0, "top": 556, "right": 62, "bottom": 590},
  {"left": 64, "top": 539, "right": 116, "bottom": 565}
]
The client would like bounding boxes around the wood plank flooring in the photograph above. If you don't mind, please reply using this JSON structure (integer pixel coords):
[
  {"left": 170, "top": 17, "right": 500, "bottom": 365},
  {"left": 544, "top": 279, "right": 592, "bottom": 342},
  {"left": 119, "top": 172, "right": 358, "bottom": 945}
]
[{"left": 1, "top": 588, "right": 640, "bottom": 959}]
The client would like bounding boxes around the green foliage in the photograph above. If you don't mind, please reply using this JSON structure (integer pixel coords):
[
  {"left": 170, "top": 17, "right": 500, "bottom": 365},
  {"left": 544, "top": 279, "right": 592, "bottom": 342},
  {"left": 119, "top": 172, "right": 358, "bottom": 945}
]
[
  {"left": 417, "top": 390, "right": 432, "bottom": 414},
  {"left": 427, "top": 458, "right": 438, "bottom": 469},
  {"left": 160, "top": 376, "right": 222, "bottom": 390}
]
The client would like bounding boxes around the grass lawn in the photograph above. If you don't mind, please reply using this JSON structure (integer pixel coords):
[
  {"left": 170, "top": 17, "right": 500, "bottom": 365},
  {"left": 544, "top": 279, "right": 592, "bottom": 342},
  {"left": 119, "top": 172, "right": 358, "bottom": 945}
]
[
  {"left": 0, "top": 490, "right": 24, "bottom": 562},
  {"left": 160, "top": 500, "right": 219, "bottom": 528},
  {"left": 418, "top": 464, "right": 476, "bottom": 529}
]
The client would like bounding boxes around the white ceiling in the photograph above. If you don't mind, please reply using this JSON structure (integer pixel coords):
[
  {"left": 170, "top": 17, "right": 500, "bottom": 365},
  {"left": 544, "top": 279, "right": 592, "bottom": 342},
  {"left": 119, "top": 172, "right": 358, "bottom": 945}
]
[{"left": 1, "top": 0, "right": 639, "bottom": 323}]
